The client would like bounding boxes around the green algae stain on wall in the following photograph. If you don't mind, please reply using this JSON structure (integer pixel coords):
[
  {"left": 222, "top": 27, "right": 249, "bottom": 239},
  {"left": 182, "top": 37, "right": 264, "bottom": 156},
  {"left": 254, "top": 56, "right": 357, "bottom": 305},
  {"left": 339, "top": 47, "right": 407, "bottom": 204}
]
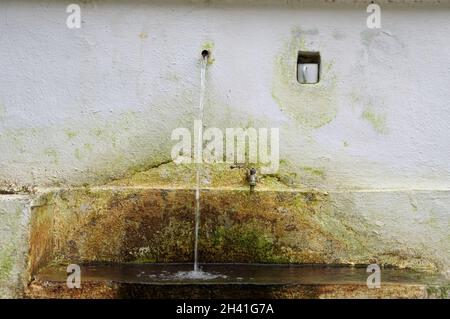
[
  {"left": 0, "top": 247, "right": 13, "bottom": 282},
  {"left": 204, "top": 222, "right": 278, "bottom": 263},
  {"left": 74, "top": 148, "right": 82, "bottom": 160},
  {"left": 300, "top": 166, "right": 326, "bottom": 180},
  {"left": 349, "top": 91, "right": 389, "bottom": 134},
  {"left": 44, "top": 148, "right": 59, "bottom": 165},
  {"left": 272, "top": 28, "right": 338, "bottom": 129},
  {"left": 64, "top": 129, "right": 78, "bottom": 139},
  {"left": 362, "top": 108, "right": 388, "bottom": 134}
]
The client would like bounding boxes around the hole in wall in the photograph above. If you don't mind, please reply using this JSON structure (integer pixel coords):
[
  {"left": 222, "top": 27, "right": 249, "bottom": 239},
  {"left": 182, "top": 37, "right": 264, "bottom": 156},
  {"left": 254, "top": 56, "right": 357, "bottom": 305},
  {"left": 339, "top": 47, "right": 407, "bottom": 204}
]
[
  {"left": 201, "top": 50, "right": 210, "bottom": 58},
  {"left": 297, "top": 51, "right": 321, "bottom": 84}
]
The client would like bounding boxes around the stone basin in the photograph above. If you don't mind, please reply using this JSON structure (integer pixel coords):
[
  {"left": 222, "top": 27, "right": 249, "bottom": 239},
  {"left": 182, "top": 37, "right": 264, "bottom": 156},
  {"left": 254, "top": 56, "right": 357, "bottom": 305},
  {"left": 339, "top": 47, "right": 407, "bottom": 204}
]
[
  {"left": 17, "top": 163, "right": 450, "bottom": 298},
  {"left": 27, "top": 263, "right": 449, "bottom": 299}
]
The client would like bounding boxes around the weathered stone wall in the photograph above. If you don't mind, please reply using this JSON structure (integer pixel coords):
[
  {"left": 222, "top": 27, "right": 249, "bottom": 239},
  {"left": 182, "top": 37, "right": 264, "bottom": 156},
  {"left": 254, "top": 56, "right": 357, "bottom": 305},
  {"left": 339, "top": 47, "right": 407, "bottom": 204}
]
[
  {"left": 0, "top": 196, "right": 31, "bottom": 298},
  {"left": 1, "top": 0, "right": 449, "bottom": 297},
  {"left": 27, "top": 182, "right": 450, "bottom": 275}
]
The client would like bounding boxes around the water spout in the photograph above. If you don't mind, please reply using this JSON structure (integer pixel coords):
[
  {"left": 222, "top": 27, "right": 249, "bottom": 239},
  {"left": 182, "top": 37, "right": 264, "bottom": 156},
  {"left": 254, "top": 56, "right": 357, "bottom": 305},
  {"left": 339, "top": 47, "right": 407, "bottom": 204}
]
[{"left": 201, "top": 50, "right": 209, "bottom": 59}]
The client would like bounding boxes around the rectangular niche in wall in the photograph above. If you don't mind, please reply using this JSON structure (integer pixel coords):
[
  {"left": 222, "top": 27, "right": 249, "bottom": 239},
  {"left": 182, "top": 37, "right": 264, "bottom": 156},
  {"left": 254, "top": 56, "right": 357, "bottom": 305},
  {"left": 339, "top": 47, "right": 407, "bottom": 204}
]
[{"left": 297, "top": 51, "right": 321, "bottom": 84}]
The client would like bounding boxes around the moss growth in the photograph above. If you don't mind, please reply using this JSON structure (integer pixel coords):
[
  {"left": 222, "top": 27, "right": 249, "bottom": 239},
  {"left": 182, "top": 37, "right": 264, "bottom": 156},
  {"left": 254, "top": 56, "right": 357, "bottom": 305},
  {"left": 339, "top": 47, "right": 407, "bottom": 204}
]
[
  {"left": 0, "top": 247, "right": 13, "bottom": 282},
  {"left": 205, "top": 223, "right": 279, "bottom": 263},
  {"left": 301, "top": 166, "right": 325, "bottom": 178},
  {"left": 130, "top": 217, "right": 194, "bottom": 263},
  {"left": 84, "top": 143, "right": 93, "bottom": 152},
  {"left": 108, "top": 161, "right": 295, "bottom": 191},
  {"left": 64, "top": 129, "right": 78, "bottom": 139},
  {"left": 28, "top": 185, "right": 449, "bottom": 274},
  {"left": 426, "top": 284, "right": 449, "bottom": 299},
  {"left": 44, "top": 148, "right": 59, "bottom": 164},
  {"left": 75, "top": 148, "right": 82, "bottom": 160},
  {"left": 362, "top": 109, "right": 387, "bottom": 134}
]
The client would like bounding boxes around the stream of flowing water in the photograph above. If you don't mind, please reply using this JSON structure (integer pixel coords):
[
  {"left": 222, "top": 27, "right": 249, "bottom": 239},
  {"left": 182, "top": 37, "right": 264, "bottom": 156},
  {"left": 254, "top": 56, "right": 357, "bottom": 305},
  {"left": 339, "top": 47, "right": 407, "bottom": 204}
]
[
  {"left": 171, "top": 53, "right": 225, "bottom": 280},
  {"left": 193, "top": 55, "right": 207, "bottom": 273}
]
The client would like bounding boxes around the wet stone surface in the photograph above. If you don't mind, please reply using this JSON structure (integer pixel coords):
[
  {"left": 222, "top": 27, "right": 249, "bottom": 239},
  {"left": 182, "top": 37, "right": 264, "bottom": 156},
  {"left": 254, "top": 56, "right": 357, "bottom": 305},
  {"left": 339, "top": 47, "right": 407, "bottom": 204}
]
[
  {"left": 27, "top": 263, "right": 450, "bottom": 299},
  {"left": 34, "top": 263, "right": 447, "bottom": 285}
]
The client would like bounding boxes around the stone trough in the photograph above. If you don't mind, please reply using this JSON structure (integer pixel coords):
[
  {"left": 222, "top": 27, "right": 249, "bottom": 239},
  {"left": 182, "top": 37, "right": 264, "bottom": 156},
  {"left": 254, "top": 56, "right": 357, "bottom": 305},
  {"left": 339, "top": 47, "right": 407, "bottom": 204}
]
[{"left": 1, "top": 163, "right": 449, "bottom": 298}]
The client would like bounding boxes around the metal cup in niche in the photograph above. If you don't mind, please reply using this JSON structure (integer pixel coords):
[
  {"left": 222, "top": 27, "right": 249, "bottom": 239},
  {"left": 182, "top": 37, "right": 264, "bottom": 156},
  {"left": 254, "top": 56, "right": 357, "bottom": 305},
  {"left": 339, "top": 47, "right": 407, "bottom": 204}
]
[{"left": 298, "top": 63, "right": 319, "bottom": 84}]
